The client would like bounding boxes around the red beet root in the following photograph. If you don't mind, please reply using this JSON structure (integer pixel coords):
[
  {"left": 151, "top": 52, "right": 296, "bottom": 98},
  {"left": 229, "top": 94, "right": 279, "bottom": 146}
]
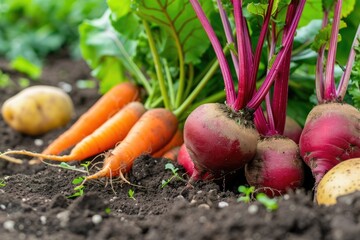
[
  {"left": 184, "top": 103, "right": 259, "bottom": 179},
  {"left": 245, "top": 137, "right": 304, "bottom": 196},
  {"left": 299, "top": 103, "right": 360, "bottom": 185},
  {"left": 177, "top": 143, "right": 213, "bottom": 181},
  {"left": 177, "top": 143, "right": 195, "bottom": 177}
]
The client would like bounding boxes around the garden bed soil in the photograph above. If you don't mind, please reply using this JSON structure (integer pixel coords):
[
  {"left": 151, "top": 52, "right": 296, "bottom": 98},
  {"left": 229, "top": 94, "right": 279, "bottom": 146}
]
[{"left": 1, "top": 56, "right": 360, "bottom": 240}]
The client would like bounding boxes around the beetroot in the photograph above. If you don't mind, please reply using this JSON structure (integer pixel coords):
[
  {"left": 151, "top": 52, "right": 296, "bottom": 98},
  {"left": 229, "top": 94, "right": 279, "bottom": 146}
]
[
  {"left": 298, "top": 0, "right": 360, "bottom": 186},
  {"left": 245, "top": 137, "right": 304, "bottom": 196},
  {"left": 186, "top": 0, "right": 305, "bottom": 182},
  {"left": 184, "top": 103, "right": 259, "bottom": 178},
  {"left": 241, "top": 0, "right": 305, "bottom": 195},
  {"left": 177, "top": 143, "right": 194, "bottom": 176},
  {"left": 300, "top": 103, "right": 360, "bottom": 184},
  {"left": 177, "top": 143, "right": 213, "bottom": 181}
]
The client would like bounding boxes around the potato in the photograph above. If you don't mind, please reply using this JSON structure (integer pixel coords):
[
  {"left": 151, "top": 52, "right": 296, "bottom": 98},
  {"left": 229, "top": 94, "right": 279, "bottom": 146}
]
[
  {"left": 1, "top": 85, "right": 74, "bottom": 136},
  {"left": 316, "top": 158, "right": 360, "bottom": 205}
]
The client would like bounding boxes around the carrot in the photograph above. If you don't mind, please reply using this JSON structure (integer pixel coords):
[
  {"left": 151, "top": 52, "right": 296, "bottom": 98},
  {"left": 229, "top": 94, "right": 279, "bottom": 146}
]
[
  {"left": 152, "top": 128, "right": 183, "bottom": 158},
  {"left": 2, "top": 102, "right": 146, "bottom": 163},
  {"left": 42, "top": 82, "right": 140, "bottom": 155},
  {"left": 161, "top": 146, "right": 181, "bottom": 161},
  {"left": 84, "top": 108, "right": 178, "bottom": 181}
]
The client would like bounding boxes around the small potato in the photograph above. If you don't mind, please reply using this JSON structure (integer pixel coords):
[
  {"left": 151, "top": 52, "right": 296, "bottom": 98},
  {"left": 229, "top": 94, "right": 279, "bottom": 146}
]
[
  {"left": 316, "top": 158, "right": 360, "bottom": 205},
  {"left": 1, "top": 85, "right": 74, "bottom": 136}
]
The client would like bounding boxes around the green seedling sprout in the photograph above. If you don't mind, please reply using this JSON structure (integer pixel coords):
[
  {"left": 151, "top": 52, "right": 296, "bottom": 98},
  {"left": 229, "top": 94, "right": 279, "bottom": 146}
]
[
  {"left": 161, "top": 162, "right": 186, "bottom": 188},
  {"left": 0, "top": 71, "right": 11, "bottom": 88},
  {"left": 80, "top": 161, "right": 91, "bottom": 173},
  {"left": 32, "top": 161, "right": 90, "bottom": 199},
  {"left": 128, "top": 189, "right": 136, "bottom": 200},
  {"left": 0, "top": 179, "right": 6, "bottom": 187},
  {"left": 67, "top": 176, "right": 86, "bottom": 199},
  {"left": 256, "top": 193, "right": 279, "bottom": 211},
  {"left": 237, "top": 185, "right": 279, "bottom": 211},
  {"left": 237, "top": 185, "right": 255, "bottom": 203},
  {"left": 104, "top": 207, "right": 111, "bottom": 214}
]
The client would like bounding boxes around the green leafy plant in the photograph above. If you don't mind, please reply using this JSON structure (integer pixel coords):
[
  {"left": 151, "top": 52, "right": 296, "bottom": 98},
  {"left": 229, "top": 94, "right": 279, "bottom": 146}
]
[
  {"left": 349, "top": 38, "right": 360, "bottom": 108},
  {"left": 237, "top": 185, "right": 278, "bottom": 211},
  {"left": 104, "top": 207, "right": 111, "bottom": 214},
  {"left": 0, "top": 71, "right": 11, "bottom": 88},
  {"left": 10, "top": 56, "right": 42, "bottom": 80},
  {"left": 67, "top": 176, "right": 85, "bottom": 199},
  {"left": 0, "top": 179, "right": 6, "bottom": 188},
  {"left": 38, "top": 161, "right": 88, "bottom": 199},
  {"left": 0, "top": 0, "right": 107, "bottom": 64},
  {"left": 79, "top": 0, "right": 226, "bottom": 120},
  {"left": 80, "top": 161, "right": 91, "bottom": 173},
  {"left": 256, "top": 193, "right": 279, "bottom": 211},
  {"left": 161, "top": 163, "right": 186, "bottom": 188},
  {"left": 0, "top": 70, "right": 31, "bottom": 89},
  {"left": 237, "top": 185, "right": 255, "bottom": 203},
  {"left": 128, "top": 189, "right": 136, "bottom": 200}
]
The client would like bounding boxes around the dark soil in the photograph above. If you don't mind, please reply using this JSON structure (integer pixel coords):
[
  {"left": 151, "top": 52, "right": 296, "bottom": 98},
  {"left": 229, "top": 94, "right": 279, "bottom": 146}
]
[{"left": 1, "top": 56, "right": 360, "bottom": 240}]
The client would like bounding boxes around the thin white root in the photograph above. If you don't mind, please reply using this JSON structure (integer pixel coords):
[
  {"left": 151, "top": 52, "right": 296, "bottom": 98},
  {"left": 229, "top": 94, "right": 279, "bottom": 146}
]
[{"left": 119, "top": 170, "right": 131, "bottom": 185}]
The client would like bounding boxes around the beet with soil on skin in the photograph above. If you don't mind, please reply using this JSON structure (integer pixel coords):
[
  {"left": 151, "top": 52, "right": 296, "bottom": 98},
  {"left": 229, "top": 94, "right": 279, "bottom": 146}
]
[
  {"left": 245, "top": 137, "right": 304, "bottom": 196},
  {"left": 298, "top": 1, "right": 360, "bottom": 188},
  {"left": 186, "top": 0, "right": 305, "bottom": 184},
  {"left": 299, "top": 102, "right": 360, "bottom": 185},
  {"left": 184, "top": 103, "right": 259, "bottom": 179}
]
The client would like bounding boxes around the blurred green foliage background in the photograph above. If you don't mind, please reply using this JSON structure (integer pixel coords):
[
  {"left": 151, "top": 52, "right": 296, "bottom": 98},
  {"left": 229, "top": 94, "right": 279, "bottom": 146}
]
[{"left": 0, "top": 0, "right": 107, "bottom": 65}]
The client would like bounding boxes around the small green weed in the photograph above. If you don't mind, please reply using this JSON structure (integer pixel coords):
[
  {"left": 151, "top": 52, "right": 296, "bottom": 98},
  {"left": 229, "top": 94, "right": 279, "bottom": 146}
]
[
  {"left": 256, "top": 193, "right": 279, "bottom": 211},
  {"left": 67, "top": 176, "right": 86, "bottom": 199},
  {"left": 237, "top": 185, "right": 279, "bottom": 211},
  {"left": 128, "top": 189, "right": 136, "bottom": 200},
  {"left": 161, "top": 163, "right": 186, "bottom": 188},
  {"left": 80, "top": 161, "right": 91, "bottom": 172},
  {"left": 40, "top": 161, "right": 89, "bottom": 199},
  {"left": 0, "top": 179, "right": 6, "bottom": 187},
  {"left": 237, "top": 185, "right": 255, "bottom": 203},
  {"left": 104, "top": 207, "right": 111, "bottom": 214},
  {"left": 0, "top": 71, "right": 11, "bottom": 88}
]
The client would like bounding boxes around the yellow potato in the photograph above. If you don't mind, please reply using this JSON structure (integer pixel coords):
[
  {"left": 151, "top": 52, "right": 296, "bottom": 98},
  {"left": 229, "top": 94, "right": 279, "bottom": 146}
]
[
  {"left": 316, "top": 158, "right": 360, "bottom": 205},
  {"left": 1, "top": 85, "right": 74, "bottom": 136}
]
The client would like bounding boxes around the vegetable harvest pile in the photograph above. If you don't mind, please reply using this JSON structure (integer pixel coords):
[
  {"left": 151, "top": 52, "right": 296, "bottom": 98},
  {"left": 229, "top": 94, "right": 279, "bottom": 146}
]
[{"left": 0, "top": 0, "right": 359, "bottom": 207}]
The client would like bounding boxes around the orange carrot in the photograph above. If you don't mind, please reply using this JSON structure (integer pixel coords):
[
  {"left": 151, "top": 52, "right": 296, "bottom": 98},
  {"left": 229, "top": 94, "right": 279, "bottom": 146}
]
[
  {"left": 85, "top": 108, "right": 178, "bottom": 181},
  {"left": 152, "top": 128, "right": 183, "bottom": 158},
  {"left": 161, "top": 146, "right": 181, "bottom": 161},
  {"left": 3, "top": 102, "right": 146, "bottom": 163},
  {"left": 42, "top": 82, "right": 139, "bottom": 155}
]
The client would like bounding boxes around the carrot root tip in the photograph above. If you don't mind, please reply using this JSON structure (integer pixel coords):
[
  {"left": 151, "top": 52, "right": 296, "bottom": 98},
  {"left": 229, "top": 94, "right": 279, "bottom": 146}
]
[{"left": 0, "top": 154, "right": 23, "bottom": 164}]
